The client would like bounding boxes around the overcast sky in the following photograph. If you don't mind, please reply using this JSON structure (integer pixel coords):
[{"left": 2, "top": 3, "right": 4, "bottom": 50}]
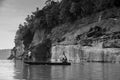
[{"left": 0, "top": 0, "right": 46, "bottom": 49}]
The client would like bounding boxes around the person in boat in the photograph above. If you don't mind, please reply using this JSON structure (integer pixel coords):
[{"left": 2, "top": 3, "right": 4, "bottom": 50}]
[
  {"left": 60, "top": 52, "right": 68, "bottom": 63},
  {"left": 24, "top": 49, "right": 32, "bottom": 60},
  {"left": 28, "top": 50, "right": 32, "bottom": 60}
]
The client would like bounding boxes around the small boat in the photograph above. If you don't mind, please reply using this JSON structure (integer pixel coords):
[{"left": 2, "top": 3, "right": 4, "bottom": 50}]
[{"left": 24, "top": 61, "right": 71, "bottom": 65}]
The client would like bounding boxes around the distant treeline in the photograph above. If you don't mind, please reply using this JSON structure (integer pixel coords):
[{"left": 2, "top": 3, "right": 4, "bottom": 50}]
[{"left": 15, "top": 0, "right": 120, "bottom": 48}]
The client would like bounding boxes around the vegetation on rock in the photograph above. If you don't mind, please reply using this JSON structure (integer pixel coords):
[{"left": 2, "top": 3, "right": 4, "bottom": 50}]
[{"left": 13, "top": 0, "right": 120, "bottom": 61}]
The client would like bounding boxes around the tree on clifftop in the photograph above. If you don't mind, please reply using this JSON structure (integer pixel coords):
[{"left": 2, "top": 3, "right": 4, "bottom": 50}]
[{"left": 14, "top": 0, "right": 120, "bottom": 50}]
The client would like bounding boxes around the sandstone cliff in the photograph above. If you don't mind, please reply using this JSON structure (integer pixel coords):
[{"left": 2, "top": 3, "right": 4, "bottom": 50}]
[{"left": 10, "top": 0, "right": 120, "bottom": 63}]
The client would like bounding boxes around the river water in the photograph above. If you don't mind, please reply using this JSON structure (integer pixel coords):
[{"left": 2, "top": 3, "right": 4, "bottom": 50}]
[{"left": 0, "top": 60, "right": 120, "bottom": 80}]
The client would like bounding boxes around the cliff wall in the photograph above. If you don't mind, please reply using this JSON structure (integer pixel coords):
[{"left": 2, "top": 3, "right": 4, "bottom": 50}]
[
  {"left": 30, "top": 29, "right": 51, "bottom": 61},
  {"left": 10, "top": 0, "right": 120, "bottom": 62},
  {"left": 12, "top": 17, "right": 120, "bottom": 62},
  {"left": 51, "top": 43, "right": 120, "bottom": 63},
  {"left": 50, "top": 17, "right": 120, "bottom": 63}
]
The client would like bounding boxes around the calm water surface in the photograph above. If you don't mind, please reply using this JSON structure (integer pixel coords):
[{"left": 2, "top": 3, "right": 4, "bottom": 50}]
[{"left": 0, "top": 60, "right": 120, "bottom": 80}]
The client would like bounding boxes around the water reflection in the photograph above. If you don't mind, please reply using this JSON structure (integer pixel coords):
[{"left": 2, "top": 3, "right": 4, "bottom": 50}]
[
  {"left": 14, "top": 60, "right": 24, "bottom": 80},
  {"left": 23, "top": 65, "right": 52, "bottom": 80},
  {"left": 1, "top": 60, "right": 120, "bottom": 80}
]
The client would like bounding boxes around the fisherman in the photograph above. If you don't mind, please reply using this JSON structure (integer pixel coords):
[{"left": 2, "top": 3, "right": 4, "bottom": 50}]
[
  {"left": 28, "top": 51, "right": 32, "bottom": 59},
  {"left": 60, "top": 52, "right": 67, "bottom": 63}
]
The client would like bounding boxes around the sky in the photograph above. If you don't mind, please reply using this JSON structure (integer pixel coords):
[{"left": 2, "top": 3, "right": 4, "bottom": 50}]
[{"left": 0, "top": 0, "right": 46, "bottom": 49}]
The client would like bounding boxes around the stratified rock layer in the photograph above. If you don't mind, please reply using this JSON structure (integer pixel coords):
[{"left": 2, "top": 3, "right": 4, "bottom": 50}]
[{"left": 51, "top": 43, "right": 120, "bottom": 63}]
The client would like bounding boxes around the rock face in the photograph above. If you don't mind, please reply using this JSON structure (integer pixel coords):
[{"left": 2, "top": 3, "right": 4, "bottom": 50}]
[
  {"left": 51, "top": 43, "right": 120, "bottom": 63},
  {"left": 15, "top": 41, "right": 24, "bottom": 59},
  {"left": 51, "top": 45, "right": 81, "bottom": 63},
  {"left": 31, "top": 42, "right": 51, "bottom": 61},
  {"left": 12, "top": 18, "right": 120, "bottom": 62},
  {"left": 30, "top": 29, "right": 45, "bottom": 47},
  {"left": 12, "top": 18, "right": 120, "bottom": 63},
  {"left": 50, "top": 18, "right": 120, "bottom": 63},
  {"left": 12, "top": 6, "right": 120, "bottom": 63},
  {"left": 29, "top": 29, "right": 51, "bottom": 61}
]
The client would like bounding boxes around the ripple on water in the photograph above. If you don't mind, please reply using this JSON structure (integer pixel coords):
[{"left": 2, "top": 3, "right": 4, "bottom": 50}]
[{"left": 0, "top": 60, "right": 120, "bottom": 80}]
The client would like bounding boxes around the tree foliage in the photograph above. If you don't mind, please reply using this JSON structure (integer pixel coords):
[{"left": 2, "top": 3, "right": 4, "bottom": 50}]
[{"left": 15, "top": 0, "right": 120, "bottom": 48}]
